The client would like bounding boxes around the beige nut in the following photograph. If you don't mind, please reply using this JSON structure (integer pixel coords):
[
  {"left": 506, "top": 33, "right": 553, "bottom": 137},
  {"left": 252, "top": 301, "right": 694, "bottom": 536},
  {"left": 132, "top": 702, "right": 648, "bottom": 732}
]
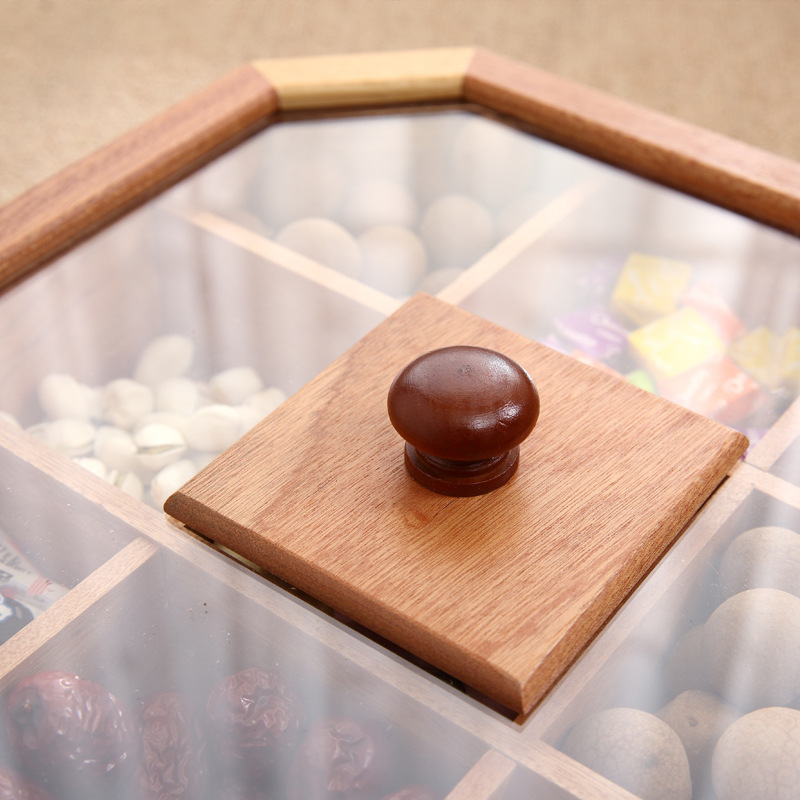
[
  {"left": 657, "top": 689, "right": 739, "bottom": 792},
  {"left": 712, "top": 706, "right": 800, "bottom": 800},
  {"left": 705, "top": 588, "right": 800, "bottom": 710},
  {"left": 719, "top": 525, "right": 800, "bottom": 598},
  {"left": 563, "top": 707, "right": 691, "bottom": 800}
]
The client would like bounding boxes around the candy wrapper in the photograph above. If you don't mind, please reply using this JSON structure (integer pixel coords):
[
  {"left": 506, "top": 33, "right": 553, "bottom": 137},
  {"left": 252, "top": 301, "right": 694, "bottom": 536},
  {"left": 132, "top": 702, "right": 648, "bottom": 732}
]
[
  {"left": 554, "top": 306, "right": 629, "bottom": 360},
  {"left": 681, "top": 281, "right": 747, "bottom": 343},
  {"left": 781, "top": 327, "right": 800, "bottom": 389},
  {"left": 0, "top": 593, "right": 35, "bottom": 644},
  {"left": 629, "top": 308, "right": 725, "bottom": 381},
  {"left": 658, "top": 357, "right": 765, "bottom": 426},
  {"left": 0, "top": 527, "right": 69, "bottom": 618},
  {"left": 728, "top": 327, "right": 784, "bottom": 390},
  {"left": 611, "top": 253, "right": 692, "bottom": 325}
]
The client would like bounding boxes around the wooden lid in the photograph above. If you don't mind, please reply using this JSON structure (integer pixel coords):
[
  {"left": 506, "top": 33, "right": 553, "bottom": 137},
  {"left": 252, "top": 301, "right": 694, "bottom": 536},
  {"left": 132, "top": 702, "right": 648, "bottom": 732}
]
[{"left": 165, "top": 293, "right": 748, "bottom": 713}]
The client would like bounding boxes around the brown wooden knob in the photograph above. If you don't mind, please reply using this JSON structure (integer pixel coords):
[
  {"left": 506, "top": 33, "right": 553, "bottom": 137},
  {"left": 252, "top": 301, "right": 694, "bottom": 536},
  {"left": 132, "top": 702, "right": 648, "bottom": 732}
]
[{"left": 387, "top": 345, "right": 540, "bottom": 496}]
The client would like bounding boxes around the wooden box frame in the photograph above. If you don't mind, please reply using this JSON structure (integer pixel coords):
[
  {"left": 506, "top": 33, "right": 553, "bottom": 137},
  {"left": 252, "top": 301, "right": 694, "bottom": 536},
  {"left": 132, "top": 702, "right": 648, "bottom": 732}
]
[
  {"left": 3, "top": 47, "right": 800, "bottom": 291},
  {"left": 3, "top": 48, "right": 800, "bottom": 800}
]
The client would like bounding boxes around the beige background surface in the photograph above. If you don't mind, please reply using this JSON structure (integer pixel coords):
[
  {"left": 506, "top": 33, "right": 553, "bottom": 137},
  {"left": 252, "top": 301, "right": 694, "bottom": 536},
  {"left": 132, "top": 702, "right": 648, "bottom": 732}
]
[{"left": 2, "top": 0, "right": 799, "bottom": 208}]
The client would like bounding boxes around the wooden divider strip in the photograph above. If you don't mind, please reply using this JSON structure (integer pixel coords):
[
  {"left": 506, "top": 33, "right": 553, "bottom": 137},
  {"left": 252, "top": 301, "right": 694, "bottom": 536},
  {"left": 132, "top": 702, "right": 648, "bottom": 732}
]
[
  {"left": 747, "top": 460, "right": 800, "bottom": 508},
  {"left": 437, "top": 178, "right": 600, "bottom": 306},
  {"left": 747, "top": 394, "right": 800, "bottom": 471},
  {"left": 184, "top": 209, "right": 402, "bottom": 317},
  {"left": 445, "top": 750, "right": 516, "bottom": 800},
  {"left": 0, "top": 538, "right": 158, "bottom": 679}
]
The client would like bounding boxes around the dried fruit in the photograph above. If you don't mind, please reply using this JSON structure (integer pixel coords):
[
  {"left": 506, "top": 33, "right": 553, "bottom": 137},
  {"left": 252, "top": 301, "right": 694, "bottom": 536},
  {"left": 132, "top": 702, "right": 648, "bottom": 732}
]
[
  {"left": 206, "top": 667, "right": 304, "bottom": 784},
  {"left": 286, "top": 715, "right": 391, "bottom": 800},
  {"left": 4, "top": 670, "right": 137, "bottom": 796},
  {"left": 378, "top": 785, "right": 438, "bottom": 800},
  {"left": 0, "top": 764, "right": 54, "bottom": 800},
  {"left": 135, "top": 691, "right": 207, "bottom": 800}
]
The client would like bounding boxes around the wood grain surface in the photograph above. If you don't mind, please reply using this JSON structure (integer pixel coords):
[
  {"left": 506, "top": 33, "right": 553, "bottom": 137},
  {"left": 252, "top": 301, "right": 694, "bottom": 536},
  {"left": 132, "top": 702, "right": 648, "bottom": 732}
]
[
  {"left": 0, "top": 63, "right": 277, "bottom": 293},
  {"left": 5, "top": 45, "right": 800, "bottom": 292},
  {"left": 165, "top": 293, "right": 747, "bottom": 713},
  {"left": 253, "top": 48, "right": 474, "bottom": 110},
  {"left": 463, "top": 48, "right": 800, "bottom": 236},
  {"left": 4, "top": 2, "right": 800, "bottom": 211}
]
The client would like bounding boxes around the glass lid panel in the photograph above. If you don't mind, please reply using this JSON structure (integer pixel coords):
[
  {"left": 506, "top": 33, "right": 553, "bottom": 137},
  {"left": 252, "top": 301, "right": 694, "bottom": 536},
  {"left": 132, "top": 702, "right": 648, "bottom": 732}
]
[
  {"left": 534, "top": 481, "right": 800, "bottom": 800},
  {"left": 451, "top": 131, "right": 800, "bottom": 445},
  {"left": 176, "top": 110, "right": 591, "bottom": 299},
  {"left": 1, "top": 101, "right": 799, "bottom": 800},
  {"left": 0, "top": 506, "right": 487, "bottom": 800},
  {"left": 0, "top": 201, "right": 385, "bottom": 511}
]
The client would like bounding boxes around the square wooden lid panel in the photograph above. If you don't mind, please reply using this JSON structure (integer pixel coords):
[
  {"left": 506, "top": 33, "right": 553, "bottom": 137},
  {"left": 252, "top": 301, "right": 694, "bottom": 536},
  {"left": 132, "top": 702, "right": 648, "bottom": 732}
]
[{"left": 165, "top": 293, "right": 747, "bottom": 713}]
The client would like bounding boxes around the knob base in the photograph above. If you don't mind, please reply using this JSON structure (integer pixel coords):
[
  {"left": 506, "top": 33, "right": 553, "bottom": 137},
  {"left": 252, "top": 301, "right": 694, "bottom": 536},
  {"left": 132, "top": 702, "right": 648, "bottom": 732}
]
[{"left": 404, "top": 444, "right": 520, "bottom": 497}]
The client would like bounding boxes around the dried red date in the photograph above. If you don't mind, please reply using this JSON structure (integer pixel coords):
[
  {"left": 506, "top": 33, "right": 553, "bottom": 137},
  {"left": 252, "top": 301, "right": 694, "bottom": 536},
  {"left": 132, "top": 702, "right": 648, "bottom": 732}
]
[
  {"left": 205, "top": 667, "right": 304, "bottom": 785},
  {"left": 0, "top": 765, "right": 54, "bottom": 800},
  {"left": 285, "top": 715, "right": 391, "bottom": 800},
  {"left": 4, "top": 670, "right": 137, "bottom": 795},
  {"left": 135, "top": 691, "right": 207, "bottom": 800}
]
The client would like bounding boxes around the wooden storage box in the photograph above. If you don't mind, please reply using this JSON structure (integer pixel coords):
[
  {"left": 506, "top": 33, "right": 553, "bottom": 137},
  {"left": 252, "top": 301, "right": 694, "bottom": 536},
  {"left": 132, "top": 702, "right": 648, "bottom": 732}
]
[{"left": 1, "top": 48, "right": 800, "bottom": 800}]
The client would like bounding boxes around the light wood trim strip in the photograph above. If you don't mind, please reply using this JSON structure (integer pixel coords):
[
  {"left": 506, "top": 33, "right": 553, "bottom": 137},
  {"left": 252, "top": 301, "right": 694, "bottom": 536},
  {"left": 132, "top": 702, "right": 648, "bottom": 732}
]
[
  {"left": 747, "top": 393, "right": 800, "bottom": 471},
  {"left": 253, "top": 48, "right": 474, "bottom": 110},
  {"left": 0, "top": 64, "right": 278, "bottom": 293},
  {"left": 184, "top": 209, "right": 402, "bottom": 316},
  {"left": 747, "top": 460, "right": 800, "bottom": 508},
  {"left": 445, "top": 750, "right": 516, "bottom": 800},
  {"left": 437, "top": 177, "right": 601, "bottom": 306},
  {"left": 464, "top": 48, "right": 800, "bottom": 236},
  {"left": 0, "top": 538, "right": 158, "bottom": 679}
]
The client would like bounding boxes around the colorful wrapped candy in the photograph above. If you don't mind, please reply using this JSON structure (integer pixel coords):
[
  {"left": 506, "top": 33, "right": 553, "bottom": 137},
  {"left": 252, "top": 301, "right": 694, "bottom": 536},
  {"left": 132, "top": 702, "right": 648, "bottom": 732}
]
[
  {"left": 628, "top": 308, "right": 725, "bottom": 381},
  {"left": 554, "top": 306, "right": 629, "bottom": 360},
  {"left": 781, "top": 327, "right": 800, "bottom": 389},
  {"left": 626, "top": 369, "right": 658, "bottom": 394},
  {"left": 728, "top": 327, "right": 784, "bottom": 390},
  {"left": 611, "top": 253, "right": 692, "bottom": 325},
  {"left": 681, "top": 281, "right": 747, "bottom": 343},
  {"left": 658, "top": 356, "right": 764, "bottom": 425}
]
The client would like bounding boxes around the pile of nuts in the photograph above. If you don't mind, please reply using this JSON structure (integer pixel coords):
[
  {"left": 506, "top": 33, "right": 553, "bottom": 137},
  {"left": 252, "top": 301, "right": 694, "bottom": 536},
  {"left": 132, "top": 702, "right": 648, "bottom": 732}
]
[
  {"left": 11, "top": 335, "right": 286, "bottom": 509},
  {"left": 562, "top": 524, "right": 800, "bottom": 800}
]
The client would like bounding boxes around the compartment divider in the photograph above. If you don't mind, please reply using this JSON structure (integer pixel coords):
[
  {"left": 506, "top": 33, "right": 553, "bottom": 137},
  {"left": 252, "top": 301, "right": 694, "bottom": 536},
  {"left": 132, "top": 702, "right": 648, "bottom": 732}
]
[
  {"left": 495, "top": 739, "right": 640, "bottom": 800},
  {"left": 747, "top": 393, "right": 800, "bottom": 472},
  {"left": 436, "top": 177, "right": 601, "bottom": 306},
  {"left": 177, "top": 208, "right": 402, "bottom": 316},
  {"left": 445, "top": 750, "right": 516, "bottom": 800},
  {"left": 744, "top": 458, "right": 800, "bottom": 507},
  {"left": 0, "top": 537, "right": 158, "bottom": 681}
]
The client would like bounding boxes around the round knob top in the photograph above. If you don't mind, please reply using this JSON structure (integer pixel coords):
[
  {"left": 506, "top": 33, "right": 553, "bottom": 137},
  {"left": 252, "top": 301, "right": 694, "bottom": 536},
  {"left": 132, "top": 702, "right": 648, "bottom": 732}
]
[{"left": 387, "top": 345, "right": 540, "bottom": 463}]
